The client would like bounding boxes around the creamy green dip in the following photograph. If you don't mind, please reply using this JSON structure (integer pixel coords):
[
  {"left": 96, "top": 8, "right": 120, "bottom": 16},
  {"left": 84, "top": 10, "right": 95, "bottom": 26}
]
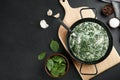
[{"left": 69, "top": 22, "right": 109, "bottom": 62}]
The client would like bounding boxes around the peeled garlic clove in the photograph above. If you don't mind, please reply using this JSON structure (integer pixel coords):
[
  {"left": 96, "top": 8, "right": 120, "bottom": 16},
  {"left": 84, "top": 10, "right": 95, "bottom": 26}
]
[
  {"left": 47, "top": 9, "right": 53, "bottom": 16},
  {"left": 54, "top": 13, "right": 60, "bottom": 18},
  {"left": 40, "top": 19, "right": 49, "bottom": 29}
]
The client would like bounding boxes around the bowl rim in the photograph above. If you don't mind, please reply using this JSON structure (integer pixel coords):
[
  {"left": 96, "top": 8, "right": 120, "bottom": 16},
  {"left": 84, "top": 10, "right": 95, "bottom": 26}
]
[{"left": 45, "top": 53, "right": 69, "bottom": 78}]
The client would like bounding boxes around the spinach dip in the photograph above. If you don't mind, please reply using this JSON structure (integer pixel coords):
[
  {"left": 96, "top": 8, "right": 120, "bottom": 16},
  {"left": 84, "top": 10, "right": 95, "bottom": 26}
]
[{"left": 69, "top": 22, "right": 109, "bottom": 62}]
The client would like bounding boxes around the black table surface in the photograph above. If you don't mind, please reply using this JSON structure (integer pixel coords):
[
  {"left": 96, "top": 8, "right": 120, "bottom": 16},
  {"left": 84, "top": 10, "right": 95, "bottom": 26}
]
[{"left": 0, "top": 0, "right": 120, "bottom": 80}]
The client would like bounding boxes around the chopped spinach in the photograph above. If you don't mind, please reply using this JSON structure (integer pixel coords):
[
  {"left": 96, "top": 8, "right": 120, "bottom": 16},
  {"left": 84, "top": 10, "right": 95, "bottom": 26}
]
[{"left": 69, "top": 22, "right": 109, "bottom": 62}]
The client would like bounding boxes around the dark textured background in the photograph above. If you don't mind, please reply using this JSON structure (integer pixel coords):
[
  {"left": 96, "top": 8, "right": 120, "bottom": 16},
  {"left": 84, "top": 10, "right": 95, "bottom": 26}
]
[{"left": 0, "top": 0, "right": 120, "bottom": 80}]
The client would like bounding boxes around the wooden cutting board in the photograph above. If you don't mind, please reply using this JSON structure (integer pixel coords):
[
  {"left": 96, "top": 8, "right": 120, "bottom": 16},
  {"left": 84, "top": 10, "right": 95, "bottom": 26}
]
[{"left": 58, "top": 0, "right": 120, "bottom": 80}]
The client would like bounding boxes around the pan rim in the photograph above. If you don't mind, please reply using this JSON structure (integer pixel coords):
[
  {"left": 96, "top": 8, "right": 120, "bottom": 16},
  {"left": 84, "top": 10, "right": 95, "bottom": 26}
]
[{"left": 66, "top": 18, "right": 113, "bottom": 64}]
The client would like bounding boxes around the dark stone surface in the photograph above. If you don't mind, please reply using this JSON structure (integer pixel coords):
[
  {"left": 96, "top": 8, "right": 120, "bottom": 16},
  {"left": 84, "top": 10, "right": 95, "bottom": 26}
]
[{"left": 0, "top": 0, "right": 120, "bottom": 80}]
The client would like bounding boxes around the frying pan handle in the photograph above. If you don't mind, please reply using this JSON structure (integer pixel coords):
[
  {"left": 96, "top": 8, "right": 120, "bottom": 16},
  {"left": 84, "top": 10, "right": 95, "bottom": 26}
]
[
  {"left": 80, "top": 64, "right": 98, "bottom": 75},
  {"left": 80, "top": 8, "right": 97, "bottom": 19}
]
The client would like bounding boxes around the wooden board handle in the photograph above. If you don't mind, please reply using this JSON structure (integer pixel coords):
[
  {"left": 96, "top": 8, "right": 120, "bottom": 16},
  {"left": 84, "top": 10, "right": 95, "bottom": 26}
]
[{"left": 59, "top": 0, "right": 72, "bottom": 11}]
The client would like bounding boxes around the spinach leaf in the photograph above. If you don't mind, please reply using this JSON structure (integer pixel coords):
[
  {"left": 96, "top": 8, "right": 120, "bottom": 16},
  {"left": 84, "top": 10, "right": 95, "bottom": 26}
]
[
  {"left": 58, "top": 64, "right": 66, "bottom": 74},
  {"left": 46, "top": 59, "right": 54, "bottom": 71},
  {"left": 38, "top": 52, "right": 46, "bottom": 60},
  {"left": 52, "top": 56, "right": 66, "bottom": 64},
  {"left": 50, "top": 40, "right": 59, "bottom": 52},
  {"left": 51, "top": 66, "right": 59, "bottom": 77}
]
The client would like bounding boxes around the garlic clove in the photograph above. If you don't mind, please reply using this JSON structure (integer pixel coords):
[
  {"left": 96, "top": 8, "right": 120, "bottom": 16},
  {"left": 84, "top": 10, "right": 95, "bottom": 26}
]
[
  {"left": 54, "top": 13, "right": 60, "bottom": 18},
  {"left": 47, "top": 9, "right": 53, "bottom": 16},
  {"left": 40, "top": 19, "right": 49, "bottom": 29}
]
